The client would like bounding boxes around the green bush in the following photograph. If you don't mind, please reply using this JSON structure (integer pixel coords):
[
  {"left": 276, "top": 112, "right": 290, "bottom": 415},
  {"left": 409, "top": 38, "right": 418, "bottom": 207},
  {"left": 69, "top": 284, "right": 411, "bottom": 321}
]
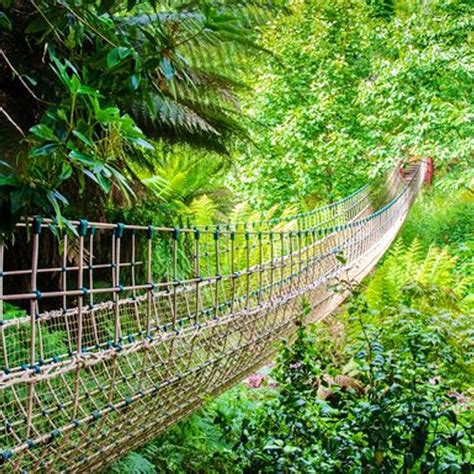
[
  {"left": 400, "top": 188, "right": 473, "bottom": 252},
  {"left": 365, "top": 240, "right": 472, "bottom": 314},
  {"left": 110, "top": 386, "right": 274, "bottom": 474},
  {"left": 243, "top": 298, "right": 473, "bottom": 473},
  {"left": 235, "top": 0, "right": 473, "bottom": 210}
]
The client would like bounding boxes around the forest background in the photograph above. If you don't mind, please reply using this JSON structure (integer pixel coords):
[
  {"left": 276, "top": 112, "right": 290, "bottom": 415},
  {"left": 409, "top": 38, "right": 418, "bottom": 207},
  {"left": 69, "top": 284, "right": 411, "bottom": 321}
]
[{"left": 0, "top": 0, "right": 472, "bottom": 472}]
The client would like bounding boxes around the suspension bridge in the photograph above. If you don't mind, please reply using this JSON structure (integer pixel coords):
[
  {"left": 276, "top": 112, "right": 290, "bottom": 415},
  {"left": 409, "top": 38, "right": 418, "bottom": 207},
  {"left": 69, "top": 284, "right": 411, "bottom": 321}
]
[{"left": 0, "top": 160, "right": 430, "bottom": 472}]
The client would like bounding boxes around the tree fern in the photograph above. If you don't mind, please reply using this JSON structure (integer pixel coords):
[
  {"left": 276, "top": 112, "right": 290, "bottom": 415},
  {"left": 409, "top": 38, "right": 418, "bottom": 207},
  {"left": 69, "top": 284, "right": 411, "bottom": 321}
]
[
  {"left": 417, "top": 247, "right": 458, "bottom": 291},
  {"left": 142, "top": 149, "right": 229, "bottom": 207},
  {"left": 189, "top": 194, "right": 218, "bottom": 226},
  {"left": 0, "top": 1, "right": 283, "bottom": 222}
]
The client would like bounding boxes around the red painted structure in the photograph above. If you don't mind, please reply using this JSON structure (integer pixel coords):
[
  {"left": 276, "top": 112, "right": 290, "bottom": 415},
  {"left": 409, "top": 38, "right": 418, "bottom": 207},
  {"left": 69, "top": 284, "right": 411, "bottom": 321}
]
[
  {"left": 424, "top": 157, "right": 434, "bottom": 185},
  {"left": 399, "top": 157, "right": 434, "bottom": 185}
]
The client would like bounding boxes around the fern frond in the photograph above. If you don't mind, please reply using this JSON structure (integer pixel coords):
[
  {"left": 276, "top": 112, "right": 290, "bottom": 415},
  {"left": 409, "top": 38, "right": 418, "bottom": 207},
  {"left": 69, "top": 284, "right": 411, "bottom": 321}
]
[
  {"left": 366, "top": 239, "right": 470, "bottom": 312},
  {"left": 189, "top": 194, "right": 218, "bottom": 226},
  {"left": 111, "top": 451, "right": 156, "bottom": 474}
]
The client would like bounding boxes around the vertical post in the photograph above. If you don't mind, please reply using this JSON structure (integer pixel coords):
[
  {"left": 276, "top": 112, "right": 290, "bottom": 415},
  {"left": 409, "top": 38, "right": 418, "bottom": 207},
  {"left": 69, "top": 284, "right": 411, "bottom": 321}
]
[
  {"left": 257, "top": 232, "right": 263, "bottom": 306},
  {"left": 230, "top": 231, "right": 236, "bottom": 314},
  {"left": 131, "top": 230, "right": 137, "bottom": 299},
  {"left": 61, "top": 230, "right": 73, "bottom": 353},
  {"left": 304, "top": 229, "right": 310, "bottom": 284},
  {"left": 269, "top": 231, "right": 274, "bottom": 300},
  {"left": 89, "top": 227, "right": 95, "bottom": 309},
  {"left": 62, "top": 232, "right": 68, "bottom": 313},
  {"left": 289, "top": 231, "right": 294, "bottom": 289},
  {"left": 172, "top": 228, "right": 179, "bottom": 329},
  {"left": 214, "top": 227, "right": 220, "bottom": 318},
  {"left": 0, "top": 241, "right": 3, "bottom": 324},
  {"left": 72, "top": 220, "right": 87, "bottom": 420},
  {"left": 311, "top": 228, "right": 317, "bottom": 282},
  {"left": 194, "top": 228, "right": 201, "bottom": 325},
  {"left": 131, "top": 230, "right": 141, "bottom": 333},
  {"left": 297, "top": 230, "right": 303, "bottom": 287},
  {"left": 146, "top": 226, "right": 154, "bottom": 334},
  {"left": 88, "top": 226, "right": 99, "bottom": 346},
  {"left": 279, "top": 232, "right": 285, "bottom": 297},
  {"left": 26, "top": 217, "right": 41, "bottom": 437},
  {"left": 114, "top": 223, "right": 124, "bottom": 343},
  {"left": 245, "top": 231, "right": 250, "bottom": 309},
  {"left": 0, "top": 239, "right": 8, "bottom": 372},
  {"left": 77, "top": 220, "right": 87, "bottom": 353}
]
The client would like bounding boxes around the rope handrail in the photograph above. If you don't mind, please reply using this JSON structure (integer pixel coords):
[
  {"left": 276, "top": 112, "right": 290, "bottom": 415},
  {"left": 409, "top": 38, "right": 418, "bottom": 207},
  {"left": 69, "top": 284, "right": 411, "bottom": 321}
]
[
  {"left": 229, "top": 182, "right": 371, "bottom": 229},
  {"left": 15, "top": 166, "right": 403, "bottom": 238},
  {"left": 0, "top": 159, "right": 428, "bottom": 472}
]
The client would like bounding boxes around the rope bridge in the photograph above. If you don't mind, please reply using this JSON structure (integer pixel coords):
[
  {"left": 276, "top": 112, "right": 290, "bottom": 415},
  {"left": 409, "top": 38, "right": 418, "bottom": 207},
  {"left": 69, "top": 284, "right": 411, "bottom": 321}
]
[{"left": 0, "top": 160, "right": 428, "bottom": 472}]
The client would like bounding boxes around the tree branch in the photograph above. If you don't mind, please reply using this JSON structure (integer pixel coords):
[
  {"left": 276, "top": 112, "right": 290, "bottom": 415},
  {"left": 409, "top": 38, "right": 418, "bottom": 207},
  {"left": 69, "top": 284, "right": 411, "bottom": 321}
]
[
  {"left": 0, "top": 49, "right": 52, "bottom": 105},
  {"left": 0, "top": 107, "right": 26, "bottom": 136}
]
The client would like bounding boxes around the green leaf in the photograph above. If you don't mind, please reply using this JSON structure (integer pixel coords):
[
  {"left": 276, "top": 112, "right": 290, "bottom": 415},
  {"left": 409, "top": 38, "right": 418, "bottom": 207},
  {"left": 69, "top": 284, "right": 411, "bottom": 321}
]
[
  {"left": 56, "top": 109, "right": 69, "bottom": 123},
  {"left": 47, "top": 190, "right": 65, "bottom": 220},
  {"left": 0, "top": 174, "right": 18, "bottom": 186},
  {"left": 29, "top": 124, "right": 57, "bottom": 141},
  {"left": 50, "top": 55, "right": 73, "bottom": 90},
  {"left": 69, "top": 150, "right": 96, "bottom": 167},
  {"left": 107, "top": 47, "right": 132, "bottom": 68},
  {"left": 96, "top": 173, "right": 111, "bottom": 193},
  {"left": 78, "top": 85, "right": 100, "bottom": 97},
  {"left": 130, "top": 73, "right": 140, "bottom": 91},
  {"left": 109, "top": 167, "right": 135, "bottom": 200},
  {"left": 83, "top": 169, "right": 99, "bottom": 185},
  {"left": 94, "top": 106, "right": 121, "bottom": 123},
  {"left": 72, "top": 130, "right": 94, "bottom": 147},
  {"left": 130, "top": 137, "right": 154, "bottom": 150},
  {"left": 0, "top": 11, "right": 12, "bottom": 31},
  {"left": 63, "top": 218, "right": 79, "bottom": 237},
  {"left": 70, "top": 75, "right": 82, "bottom": 94},
  {"left": 59, "top": 162, "right": 73, "bottom": 181},
  {"left": 30, "top": 143, "right": 59, "bottom": 157}
]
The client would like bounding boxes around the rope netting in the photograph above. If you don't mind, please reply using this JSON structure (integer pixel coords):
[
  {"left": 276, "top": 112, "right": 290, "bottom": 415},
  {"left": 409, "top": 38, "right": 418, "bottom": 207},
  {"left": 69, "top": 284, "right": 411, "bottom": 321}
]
[{"left": 0, "top": 160, "right": 427, "bottom": 472}]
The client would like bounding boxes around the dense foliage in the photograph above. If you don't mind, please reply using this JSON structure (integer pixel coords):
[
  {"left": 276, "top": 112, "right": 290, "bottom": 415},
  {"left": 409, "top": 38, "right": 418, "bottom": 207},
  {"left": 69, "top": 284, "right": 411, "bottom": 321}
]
[
  {"left": 1, "top": 0, "right": 472, "bottom": 471},
  {"left": 0, "top": 0, "right": 282, "bottom": 228},
  {"left": 243, "top": 306, "right": 472, "bottom": 472},
  {"left": 234, "top": 0, "right": 473, "bottom": 209},
  {"left": 1, "top": 0, "right": 471, "bottom": 229}
]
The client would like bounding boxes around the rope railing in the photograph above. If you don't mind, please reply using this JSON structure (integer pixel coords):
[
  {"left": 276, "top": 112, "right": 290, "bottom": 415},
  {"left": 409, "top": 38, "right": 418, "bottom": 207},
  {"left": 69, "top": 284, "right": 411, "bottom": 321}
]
[
  {"left": 0, "top": 160, "right": 427, "bottom": 472},
  {"left": 229, "top": 162, "right": 405, "bottom": 232},
  {"left": 229, "top": 182, "right": 372, "bottom": 230}
]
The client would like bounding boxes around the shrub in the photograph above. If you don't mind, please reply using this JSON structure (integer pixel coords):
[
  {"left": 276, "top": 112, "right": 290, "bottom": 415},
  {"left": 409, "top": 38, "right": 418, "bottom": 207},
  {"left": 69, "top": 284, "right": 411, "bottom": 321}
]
[
  {"left": 400, "top": 188, "right": 473, "bottom": 252},
  {"left": 243, "top": 298, "right": 473, "bottom": 473},
  {"left": 110, "top": 386, "right": 274, "bottom": 474}
]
